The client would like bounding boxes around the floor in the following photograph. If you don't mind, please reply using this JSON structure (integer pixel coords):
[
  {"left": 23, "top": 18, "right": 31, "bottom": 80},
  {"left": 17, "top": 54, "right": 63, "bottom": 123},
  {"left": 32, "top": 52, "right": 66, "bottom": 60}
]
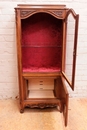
[{"left": 0, "top": 98, "right": 87, "bottom": 130}]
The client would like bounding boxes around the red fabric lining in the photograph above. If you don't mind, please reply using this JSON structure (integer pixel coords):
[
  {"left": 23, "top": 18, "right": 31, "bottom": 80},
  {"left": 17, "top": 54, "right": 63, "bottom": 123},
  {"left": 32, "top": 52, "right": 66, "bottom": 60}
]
[{"left": 21, "top": 13, "right": 63, "bottom": 72}]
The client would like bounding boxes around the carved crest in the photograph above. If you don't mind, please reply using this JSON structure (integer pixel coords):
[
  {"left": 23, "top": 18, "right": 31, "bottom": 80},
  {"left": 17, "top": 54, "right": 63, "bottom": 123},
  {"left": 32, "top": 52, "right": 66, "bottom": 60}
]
[{"left": 20, "top": 9, "right": 64, "bottom": 19}]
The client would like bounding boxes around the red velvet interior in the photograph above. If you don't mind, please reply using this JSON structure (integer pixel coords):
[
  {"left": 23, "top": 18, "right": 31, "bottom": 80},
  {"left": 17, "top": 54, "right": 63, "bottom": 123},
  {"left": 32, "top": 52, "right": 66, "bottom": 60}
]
[{"left": 21, "top": 13, "right": 63, "bottom": 72}]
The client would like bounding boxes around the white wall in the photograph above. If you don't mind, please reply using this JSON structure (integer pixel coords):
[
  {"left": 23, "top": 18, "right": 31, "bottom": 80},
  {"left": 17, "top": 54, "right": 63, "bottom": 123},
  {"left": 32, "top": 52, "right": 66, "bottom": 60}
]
[{"left": 0, "top": 0, "right": 87, "bottom": 99}]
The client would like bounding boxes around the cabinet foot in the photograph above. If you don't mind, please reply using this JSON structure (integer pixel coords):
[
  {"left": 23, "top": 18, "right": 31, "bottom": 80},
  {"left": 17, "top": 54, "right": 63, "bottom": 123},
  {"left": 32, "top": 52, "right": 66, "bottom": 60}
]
[{"left": 20, "top": 109, "right": 24, "bottom": 113}]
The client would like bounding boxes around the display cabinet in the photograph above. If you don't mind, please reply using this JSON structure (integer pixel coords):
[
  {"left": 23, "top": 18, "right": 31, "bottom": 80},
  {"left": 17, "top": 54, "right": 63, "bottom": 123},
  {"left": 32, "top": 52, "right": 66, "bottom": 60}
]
[{"left": 15, "top": 4, "right": 79, "bottom": 126}]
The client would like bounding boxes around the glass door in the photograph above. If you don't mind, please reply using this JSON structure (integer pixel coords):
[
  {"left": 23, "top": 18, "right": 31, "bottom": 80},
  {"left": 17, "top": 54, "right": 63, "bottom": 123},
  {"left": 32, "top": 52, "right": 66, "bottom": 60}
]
[{"left": 62, "top": 9, "right": 79, "bottom": 90}]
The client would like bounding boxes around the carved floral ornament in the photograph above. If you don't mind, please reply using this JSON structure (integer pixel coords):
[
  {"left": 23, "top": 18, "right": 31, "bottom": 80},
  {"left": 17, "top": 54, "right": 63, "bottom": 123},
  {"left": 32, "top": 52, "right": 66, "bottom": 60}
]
[
  {"left": 25, "top": 103, "right": 59, "bottom": 109},
  {"left": 20, "top": 10, "right": 64, "bottom": 19}
]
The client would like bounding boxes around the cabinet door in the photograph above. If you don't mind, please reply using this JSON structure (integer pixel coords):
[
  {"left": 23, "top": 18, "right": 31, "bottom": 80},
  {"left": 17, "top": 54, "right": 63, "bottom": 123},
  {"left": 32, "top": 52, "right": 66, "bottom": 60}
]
[{"left": 62, "top": 9, "right": 79, "bottom": 90}]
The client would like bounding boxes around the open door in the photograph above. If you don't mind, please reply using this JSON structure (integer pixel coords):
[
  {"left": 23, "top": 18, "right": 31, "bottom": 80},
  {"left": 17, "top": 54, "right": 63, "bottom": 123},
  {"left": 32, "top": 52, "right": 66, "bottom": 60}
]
[{"left": 62, "top": 9, "right": 79, "bottom": 90}]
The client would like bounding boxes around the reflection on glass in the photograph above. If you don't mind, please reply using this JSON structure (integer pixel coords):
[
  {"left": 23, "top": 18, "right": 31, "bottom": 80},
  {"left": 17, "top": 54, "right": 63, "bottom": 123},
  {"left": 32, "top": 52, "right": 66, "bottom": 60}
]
[{"left": 65, "top": 14, "right": 75, "bottom": 85}]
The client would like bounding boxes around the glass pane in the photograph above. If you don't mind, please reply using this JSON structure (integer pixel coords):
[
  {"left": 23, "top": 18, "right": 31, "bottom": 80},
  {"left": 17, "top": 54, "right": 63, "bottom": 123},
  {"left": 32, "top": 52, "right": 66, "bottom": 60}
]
[{"left": 65, "top": 13, "right": 75, "bottom": 85}]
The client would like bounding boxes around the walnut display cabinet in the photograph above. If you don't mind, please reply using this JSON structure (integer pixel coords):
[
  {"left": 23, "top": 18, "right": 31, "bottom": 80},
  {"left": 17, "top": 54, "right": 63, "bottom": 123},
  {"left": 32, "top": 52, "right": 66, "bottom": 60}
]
[{"left": 15, "top": 4, "right": 79, "bottom": 126}]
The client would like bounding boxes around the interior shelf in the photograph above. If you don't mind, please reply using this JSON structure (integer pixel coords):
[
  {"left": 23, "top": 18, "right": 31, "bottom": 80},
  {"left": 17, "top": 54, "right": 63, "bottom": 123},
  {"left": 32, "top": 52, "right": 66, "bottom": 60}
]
[
  {"left": 28, "top": 90, "right": 55, "bottom": 98},
  {"left": 21, "top": 45, "right": 62, "bottom": 48}
]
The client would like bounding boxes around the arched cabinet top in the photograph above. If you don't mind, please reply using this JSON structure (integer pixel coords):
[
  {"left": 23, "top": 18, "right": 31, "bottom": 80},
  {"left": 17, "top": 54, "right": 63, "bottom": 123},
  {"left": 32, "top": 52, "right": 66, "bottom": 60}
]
[{"left": 15, "top": 4, "right": 69, "bottom": 19}]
